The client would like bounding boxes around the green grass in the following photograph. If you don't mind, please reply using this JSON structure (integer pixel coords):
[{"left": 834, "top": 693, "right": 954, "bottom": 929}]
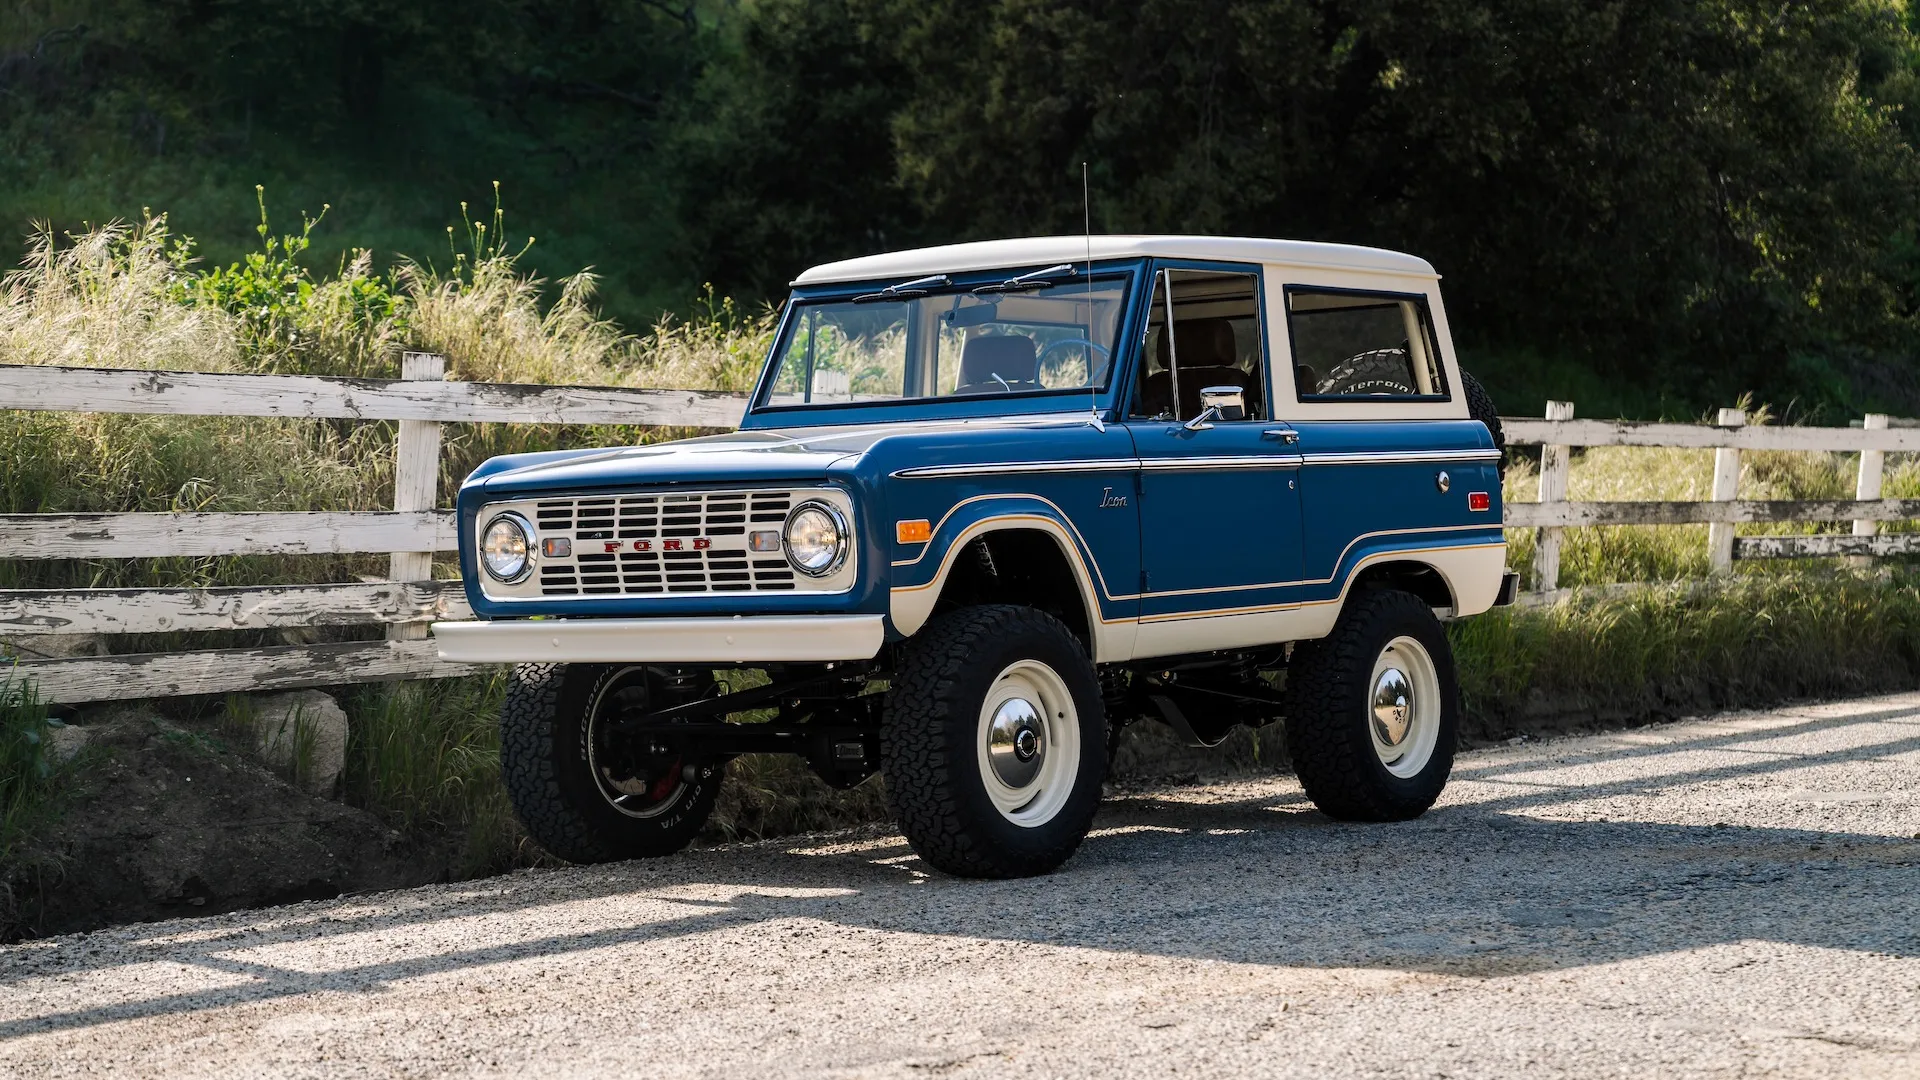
[
  {"left": 0, "top": 676, "right": 65, "bottom": 869},
  {"left": 1451, "top": 569, "right": 1920, "bottom": 731}
]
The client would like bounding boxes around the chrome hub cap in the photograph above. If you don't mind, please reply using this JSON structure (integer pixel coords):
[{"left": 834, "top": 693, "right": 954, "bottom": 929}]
[
  {"left": 1367, "top": 637, "right": 1442, "bottom": 778},
  {"left": 1371, "top": 667, "right": 1414, "bottom": 747},
  {"left": 987, "top": 697, "right": 1048, "bottom": 788},
  {"left": 976, "top": 660, "right": 1081, "bottom": 827}
]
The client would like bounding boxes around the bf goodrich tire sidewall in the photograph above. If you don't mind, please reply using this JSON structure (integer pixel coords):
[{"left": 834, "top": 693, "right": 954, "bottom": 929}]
[
  {"left": 566, "top": 666, "right": 721, "bottom": 841},
  {"left": 511, "top": 663, "right": 721, "bottom": 860}
]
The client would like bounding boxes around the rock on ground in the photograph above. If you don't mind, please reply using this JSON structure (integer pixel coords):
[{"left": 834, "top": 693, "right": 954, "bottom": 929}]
[{"left": 245, "top": 690, "right": 348, "bottom": 796}]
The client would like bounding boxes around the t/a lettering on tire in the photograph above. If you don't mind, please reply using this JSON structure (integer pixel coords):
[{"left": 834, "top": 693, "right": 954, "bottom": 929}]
[
  {"left": 882, "top": 605, "right": 1106, "bottom": 878},
  {"left": 500, "top": 663, "right": 721, "bottom": 864},
  {"left": 1283, "top": 588, "right": 1459, "bottom": 821}
]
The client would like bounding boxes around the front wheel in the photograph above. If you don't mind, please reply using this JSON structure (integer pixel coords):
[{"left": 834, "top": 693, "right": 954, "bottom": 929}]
[
  {"left": 882, "top": 605, "right": 1106, "bottom": 878},
  {"left": 500, "top": 663, "right": 723, "bottom": 864},
  {"left": 1283, "top": 588, "right": 1459, "bottom": 821}
]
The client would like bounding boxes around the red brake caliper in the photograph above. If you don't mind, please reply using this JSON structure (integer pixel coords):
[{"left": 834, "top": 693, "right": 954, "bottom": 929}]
[{"left": 647, "top": 757, "right": 683, "bottom": 804}]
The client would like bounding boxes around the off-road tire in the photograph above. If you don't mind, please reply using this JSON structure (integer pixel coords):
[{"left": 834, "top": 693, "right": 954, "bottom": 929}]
[
  {"left": 1283, "top": 589, "right": 1459, "bottom": 821},
  {"left": 500, "top": 663, "right": 722, "bottom": 864},
  {"left": 882, "top": 605, "right": 1106, "bottom": 878},
  {"left": 1321, "top": 348, "right": 1419, "bottom": 395},
  {"left": 1459, "top": 368, "right": 1505, "bottom": 477}
]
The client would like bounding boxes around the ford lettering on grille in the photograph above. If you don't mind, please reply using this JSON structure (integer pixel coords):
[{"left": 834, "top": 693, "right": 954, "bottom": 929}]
[{"left": 533, "top": 490, "right": 798, "bottom": 595}]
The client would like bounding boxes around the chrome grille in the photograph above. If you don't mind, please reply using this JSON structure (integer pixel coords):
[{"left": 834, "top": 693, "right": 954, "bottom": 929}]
[{"left": 533, "top": 490, "right": 798, "bottom": 596}]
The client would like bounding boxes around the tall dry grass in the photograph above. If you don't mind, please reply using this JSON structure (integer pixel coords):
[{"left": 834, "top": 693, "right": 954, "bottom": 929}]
[{"left": 0, "top": 216, "right": 241, "bottom": 371}]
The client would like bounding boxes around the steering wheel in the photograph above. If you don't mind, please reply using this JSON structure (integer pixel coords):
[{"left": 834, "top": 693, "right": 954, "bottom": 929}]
[{"left": 1036, "top": 338, "right": 1112, "bottom": 385}]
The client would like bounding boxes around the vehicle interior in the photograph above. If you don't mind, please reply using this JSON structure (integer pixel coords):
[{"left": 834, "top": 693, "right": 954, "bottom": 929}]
[
  {"left": 1287, "top": 289, "right": 1449, "bottom": 399},
  {"left": 1130, "top": 270, "right": 1267, "bottom": 421}
]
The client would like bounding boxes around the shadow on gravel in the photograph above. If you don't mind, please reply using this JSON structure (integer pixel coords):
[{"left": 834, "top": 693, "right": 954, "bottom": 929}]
[{"left": 3, "top": 698, "right": 1917, "bottom": 1040}]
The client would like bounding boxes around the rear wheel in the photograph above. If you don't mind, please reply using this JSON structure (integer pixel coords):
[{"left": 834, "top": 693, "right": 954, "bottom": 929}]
[
  {"left": 1283, "top": 589, "right": 1459, "bottom": 821},
  {"left": 500, "top": 663, "right": 722, "bottom": 864},
  {"left": 882, "top": 605, "right": 1106, "bottom": 878}
]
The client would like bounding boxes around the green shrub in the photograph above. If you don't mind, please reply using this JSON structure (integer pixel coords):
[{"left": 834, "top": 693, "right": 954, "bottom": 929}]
[{"left": 0, "top": 677, "right": 61, "bottom": 867}]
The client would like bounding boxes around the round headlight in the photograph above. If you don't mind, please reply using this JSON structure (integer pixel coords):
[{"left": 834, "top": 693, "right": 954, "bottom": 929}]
[
  {"left": 481, "top": 513, "right": 534, "bottom": 583},
  {"left": 783, "top": 501, "right": 848, "bottom": 577}
]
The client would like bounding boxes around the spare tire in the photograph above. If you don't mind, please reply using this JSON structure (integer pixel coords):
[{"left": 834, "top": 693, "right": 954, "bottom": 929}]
[{"left": 1459, "top": 369, "right": 1505, "bottom": 478}]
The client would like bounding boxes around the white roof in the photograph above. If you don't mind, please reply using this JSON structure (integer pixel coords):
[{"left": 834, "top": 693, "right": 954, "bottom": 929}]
[{"left": 790, "top": 234, "right": 1436, "bottom": 286}]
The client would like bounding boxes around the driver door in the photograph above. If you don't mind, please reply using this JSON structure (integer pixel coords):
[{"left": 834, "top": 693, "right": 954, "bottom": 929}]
[{"left": 1122, "top": 265, "right": 1305, "bottom": 656}]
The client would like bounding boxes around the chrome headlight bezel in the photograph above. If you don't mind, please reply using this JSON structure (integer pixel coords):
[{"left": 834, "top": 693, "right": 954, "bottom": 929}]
[
  {"left": 480, "top": 512, "right": 536, "bottom": 584},
  {"left": 783, "top": 500, "right": 850, "bottom": 577}
]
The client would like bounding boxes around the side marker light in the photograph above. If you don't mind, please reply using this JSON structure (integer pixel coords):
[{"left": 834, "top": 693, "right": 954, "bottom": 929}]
[
  {"left": 896, "top": 519, "right": 933, "bottom": 544},
  {"left": 1468, "top": 492, "right": 1492, "bottom": 512}
]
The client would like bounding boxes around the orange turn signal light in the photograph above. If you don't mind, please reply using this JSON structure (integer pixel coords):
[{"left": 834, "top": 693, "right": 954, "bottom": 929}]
[{"left": 896, "top": 519, "right": 932, "bottom": 544}]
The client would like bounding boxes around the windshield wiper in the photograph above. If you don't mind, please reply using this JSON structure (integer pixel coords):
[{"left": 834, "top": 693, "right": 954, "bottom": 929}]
[
  {"left": 972, "top": 263, "right": 1077, "bottom": 295},
  {"left": 852, "top": 274, "right": 951, "bottom": 304}
]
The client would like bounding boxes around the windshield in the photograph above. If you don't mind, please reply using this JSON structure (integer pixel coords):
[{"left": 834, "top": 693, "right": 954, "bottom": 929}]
[{"left": 760, "top": 275, "right": 1128, "bottom": 408}]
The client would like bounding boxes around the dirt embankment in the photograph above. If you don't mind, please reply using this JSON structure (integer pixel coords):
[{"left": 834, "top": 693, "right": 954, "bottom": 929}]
[{"left": 3, "top": 708, "right": 458, "bottom": 941}]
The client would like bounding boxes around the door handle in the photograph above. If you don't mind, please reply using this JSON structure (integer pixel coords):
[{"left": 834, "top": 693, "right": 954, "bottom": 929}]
[{"left": 1263, "top": 429, "right": 1300, "bottom": 444}]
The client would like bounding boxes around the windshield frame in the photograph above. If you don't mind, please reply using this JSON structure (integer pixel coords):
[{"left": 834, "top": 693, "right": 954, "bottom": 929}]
[{"left": 742, "top": 259, "right": 1149, "bottom": 426}]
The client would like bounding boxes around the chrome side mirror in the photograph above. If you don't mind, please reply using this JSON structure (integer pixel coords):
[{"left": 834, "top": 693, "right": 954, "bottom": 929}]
[{"left": 1183, "top": 386, "right": 1247, "bottom": 430}]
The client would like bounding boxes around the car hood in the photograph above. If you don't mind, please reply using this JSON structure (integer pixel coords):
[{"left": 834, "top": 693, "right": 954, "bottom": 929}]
[{"left": 473, "top": 415, "right": 1097, "bottom": 495}]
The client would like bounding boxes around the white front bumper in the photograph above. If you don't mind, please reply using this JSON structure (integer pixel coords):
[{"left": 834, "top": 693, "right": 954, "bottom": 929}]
[{"left": 432, "top": 615, "right": 887, "bottom": 665}]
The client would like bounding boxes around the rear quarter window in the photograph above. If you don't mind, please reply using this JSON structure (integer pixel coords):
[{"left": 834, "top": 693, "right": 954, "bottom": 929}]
[{"left": 1286, "top": 288, "right": 1449, "bottom": 401}]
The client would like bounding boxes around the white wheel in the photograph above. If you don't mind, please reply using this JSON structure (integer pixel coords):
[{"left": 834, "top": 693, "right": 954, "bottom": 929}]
[
  {"left": 1283, "top": 588, "right": 1459, "bottom": 821},
  {"left": 975, "top": 659, "right": 1081, "bottom": 827},
  {"left": 1368, "top": 635, "right": 1442, "bottom": 778}
]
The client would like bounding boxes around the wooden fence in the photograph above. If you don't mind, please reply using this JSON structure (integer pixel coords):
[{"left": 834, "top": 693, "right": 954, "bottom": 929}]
[
  {"left": 0, "top": 356, "right": 748, "bottom": 704},
  {"left": 1506, "top": 402, "right": 1919, "bottom": 600},
  {"left": 1, "top": 366, "right": 1913, "bottom": 703}
]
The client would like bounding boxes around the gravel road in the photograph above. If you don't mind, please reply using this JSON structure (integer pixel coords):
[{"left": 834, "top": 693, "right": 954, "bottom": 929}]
[{"left": 4, "top": 693, "right": 1918, "bottom": 1079}]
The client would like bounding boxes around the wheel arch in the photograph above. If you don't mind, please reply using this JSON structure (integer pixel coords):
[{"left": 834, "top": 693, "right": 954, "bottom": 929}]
[
  {"left": 889, "top": 517, "right": 1117, "bottom": 661},
  {"left": 1346, "top": 557, "right": 1459, "bottom": 612}
]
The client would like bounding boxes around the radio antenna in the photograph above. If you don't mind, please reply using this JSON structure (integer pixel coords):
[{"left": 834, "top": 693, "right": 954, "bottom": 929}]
[{"left": 1083, "top": 160, "right": 1104, "bottom": 432}]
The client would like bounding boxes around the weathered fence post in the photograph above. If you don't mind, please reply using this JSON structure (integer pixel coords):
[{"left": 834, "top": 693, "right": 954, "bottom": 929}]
[
  {"left": 1850, "top": 413, "right": 1889, "bottom": 570},
  {"left": 1531, "top": 400, "right": 1576, "bottom": 594},
  {"left": 1706, "top": 406, "right": 1746, "bottom": 573},
  {"left": 388, "top": 352, "right": 446, "bottom": 641}
]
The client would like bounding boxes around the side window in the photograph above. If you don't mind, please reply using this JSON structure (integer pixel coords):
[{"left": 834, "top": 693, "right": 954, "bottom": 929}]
[
  {"left": 1129, "top": 269, "right": 1266, "bottom": 421},
  {"left": 1286, "top": 289, "right": 1449, "bottom": 400}
]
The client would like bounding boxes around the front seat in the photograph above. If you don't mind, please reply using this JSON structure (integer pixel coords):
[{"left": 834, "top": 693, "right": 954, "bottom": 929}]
[
  {"left": 954, "top": 335, "right": 1040, "bottom": 394},
  {"left": 1136, "top": 318, "right": 1258, "bottom": 419}
]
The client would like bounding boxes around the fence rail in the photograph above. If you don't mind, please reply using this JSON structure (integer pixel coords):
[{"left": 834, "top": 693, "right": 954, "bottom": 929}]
[
  {"left": 0, "top": 357, "right": 742, "bottom": 703},
  {"left": 0, "top": 361, "right": 749, "bottom": 426},
  {"left": 0, "top": 364, "right": 1913, "bottom": 703}
]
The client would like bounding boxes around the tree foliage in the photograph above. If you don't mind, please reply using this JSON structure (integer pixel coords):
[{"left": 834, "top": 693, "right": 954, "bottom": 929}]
[
  {"left": 678, "top": 0, "right": 1920, "bottom": 406},
  {"left": 2, "top": 0, "right": 1916, "bottom": 413}
]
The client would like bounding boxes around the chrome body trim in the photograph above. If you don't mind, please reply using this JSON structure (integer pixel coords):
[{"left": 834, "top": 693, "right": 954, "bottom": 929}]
[
  {"left": 1138, "top": 455, "right": 1304, "bottom": 471},
  {"left": 432, "top": 614, "right": 887, "bottom": 664},
  {"left": 1300, "top": 449, "right": 1501, "bottom": 466},
  {"left": 892, "top": 454, "right": 1307, "bottom": 479},
  {"left": 893, "top": 460, "right": 1138, "bottom": 478}
]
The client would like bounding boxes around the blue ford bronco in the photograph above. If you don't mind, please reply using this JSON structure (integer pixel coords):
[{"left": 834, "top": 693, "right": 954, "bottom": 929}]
[{"left": 435, "top": 236, "right": 1515, "bottom": 878}]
